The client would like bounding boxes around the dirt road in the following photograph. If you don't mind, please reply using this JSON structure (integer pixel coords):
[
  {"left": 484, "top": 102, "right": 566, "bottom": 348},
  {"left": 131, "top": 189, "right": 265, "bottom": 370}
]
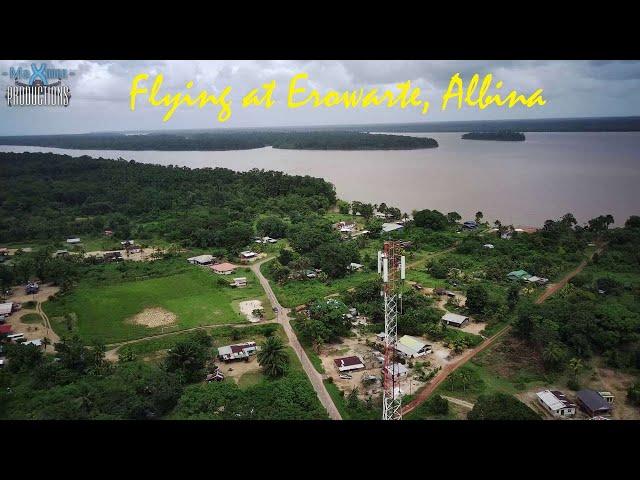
[
  {"left": 251, "top": 258, "right": 342, "bottom": 420},
  {"left": 442, "top": 396, "right": 475, "bottom": 409},
  {"left": 402, "top": 246, "right": 603, "bottom": 417}
]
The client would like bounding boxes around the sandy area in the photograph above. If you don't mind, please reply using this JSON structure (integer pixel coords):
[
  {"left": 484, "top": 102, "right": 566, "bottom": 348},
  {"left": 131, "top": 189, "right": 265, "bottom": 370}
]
[
  {"left": 5, "top": 284, "right": 60, "bottom": 304},
  {"left": 590, "top": 367, "right": 640, "bottom": 420},
  {"left": 239, "top": 300, "right": 264, "bottom": 323},
  {"left": 2, "top": 284, "right": 61, "bottom": 345},
  {"left": 217, "top": 356, "right": 262, "bottom": 383},
  {"left": 85, "top": 247, "right": 162, "bottom": 262},
  {"left": 129, "top": 307, "right": 177, "bottom": 328},
  {"left": 3, "top": 309, "right": 53, "bottom": 343}
]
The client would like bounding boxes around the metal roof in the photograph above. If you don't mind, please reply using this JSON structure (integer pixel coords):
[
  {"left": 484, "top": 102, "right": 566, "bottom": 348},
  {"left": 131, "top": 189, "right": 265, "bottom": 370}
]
[
  {"left": 382, "top": 222, "right": 404, "bottom": 233},
  {"left": 536, "top": 390, "right": 566, "bottom": 411},
  {"left": 398, "top": 335, "right": 429, "bottom": 353},
  {"left": 0, "top": 303, "right": 13, "bottom": 315},
  {"left": 577, "top": 390, "right": 612, "bottom": 412},
  {"left": 442, "top": 312, "right": 469, "bottom": 325}
]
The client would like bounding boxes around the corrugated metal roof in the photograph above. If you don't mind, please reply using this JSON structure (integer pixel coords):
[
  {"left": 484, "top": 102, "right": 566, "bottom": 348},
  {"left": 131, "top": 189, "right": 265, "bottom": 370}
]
[
  {"left": 536, "top": 390, "right": 565, "bottom": 411},
  {"left": 398, "top": 335, "right": 428, "bottom": 353},
  {"left": 442, "top": 312, "right": 468, "bottom": 325}
]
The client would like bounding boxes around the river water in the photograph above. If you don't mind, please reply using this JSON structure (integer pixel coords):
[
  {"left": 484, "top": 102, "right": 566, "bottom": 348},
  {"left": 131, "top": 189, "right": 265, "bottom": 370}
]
[{"left": 2, "top": 131, "right": 640, "bottom": 226}]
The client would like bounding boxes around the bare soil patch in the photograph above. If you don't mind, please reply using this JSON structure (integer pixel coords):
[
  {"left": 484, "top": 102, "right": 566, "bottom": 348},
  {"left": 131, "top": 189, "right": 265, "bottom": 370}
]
[
  {"left": 239, "top": 299, "right": 264, "bottom": 323},
  {"left": 129, "top": 307, "right": 177, "bottom": 328}
]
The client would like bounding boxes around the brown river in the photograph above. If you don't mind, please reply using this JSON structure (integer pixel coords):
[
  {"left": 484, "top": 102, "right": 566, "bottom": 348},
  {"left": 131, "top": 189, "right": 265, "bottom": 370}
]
[{"left": 2, "top": 131, "right": 640, "bottom": 226}]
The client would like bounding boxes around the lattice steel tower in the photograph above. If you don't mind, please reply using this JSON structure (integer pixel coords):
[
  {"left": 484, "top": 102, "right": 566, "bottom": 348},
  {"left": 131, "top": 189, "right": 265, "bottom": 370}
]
[{"left": 378, "top": 240, "right": 405, "bottom": 421}]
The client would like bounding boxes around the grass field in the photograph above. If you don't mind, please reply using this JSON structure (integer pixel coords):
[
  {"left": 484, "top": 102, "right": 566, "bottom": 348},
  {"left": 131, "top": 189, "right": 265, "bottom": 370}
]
[{"left": 44, "top": 266, "right": 274, "bottom": 343}]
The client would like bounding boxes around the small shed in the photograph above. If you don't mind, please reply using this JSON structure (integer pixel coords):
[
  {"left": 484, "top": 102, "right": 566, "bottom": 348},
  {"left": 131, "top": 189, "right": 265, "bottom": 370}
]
[
  {"left": 507, "top": 270, "right": 531, "bottom": 281},
  {"left": 441, "top": 312, "right": 470, "bottom": 328},
  {"left": 385, "top": 362, "right": 409, "bottom": 379},
  {"left": 66, "top": 238, "right": 81, "bottom": 244},
  {"left": 232, "top": 277, "right": 247, "bottom": 288}
]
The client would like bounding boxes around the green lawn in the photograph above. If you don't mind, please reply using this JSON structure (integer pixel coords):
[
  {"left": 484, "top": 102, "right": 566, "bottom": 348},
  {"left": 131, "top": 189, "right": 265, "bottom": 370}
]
[
  {"left": 20, "top": 313, "right": 43, "bottom": 324},
  {"left": 44, "top": 267, "right": 274, "bottom": 344}
]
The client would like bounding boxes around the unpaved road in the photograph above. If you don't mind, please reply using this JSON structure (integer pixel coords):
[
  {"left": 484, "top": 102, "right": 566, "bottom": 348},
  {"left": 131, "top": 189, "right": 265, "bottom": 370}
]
[
  {"left": 251, "top": 258, "right": 342, "bottom": 420},
  {"left": 442, "top": 396, "right": 474, "bottom": 409},
  {"left": 402, "top": 246, "right": 603, "bottom": 417}
]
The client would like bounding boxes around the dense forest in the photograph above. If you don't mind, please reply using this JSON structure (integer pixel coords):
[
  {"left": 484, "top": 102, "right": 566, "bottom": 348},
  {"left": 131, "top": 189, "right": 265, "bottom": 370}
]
[
  {"left": 461, "top": 130, "right": 525, "bottom": 141},
  {"left": 0, "top": 131, "right": 438, "bottom": 151},
  {"left": 0, "top": 152, "right": 336, "bottom": 249}
]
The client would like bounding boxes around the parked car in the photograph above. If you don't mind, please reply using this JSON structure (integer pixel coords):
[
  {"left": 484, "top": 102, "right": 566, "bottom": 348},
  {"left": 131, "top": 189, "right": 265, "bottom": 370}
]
[
  {"left": 339, "top": 374, "right": 353, "bottom": 380},
  {"left": 206, "top": 371, "right": 225, "bottom": 382}
]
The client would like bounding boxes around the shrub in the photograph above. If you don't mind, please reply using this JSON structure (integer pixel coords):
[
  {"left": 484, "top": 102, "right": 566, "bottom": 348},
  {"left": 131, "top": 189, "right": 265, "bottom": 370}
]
[{"left": 423, "top": 394, "right": 450, "bottom": 416}]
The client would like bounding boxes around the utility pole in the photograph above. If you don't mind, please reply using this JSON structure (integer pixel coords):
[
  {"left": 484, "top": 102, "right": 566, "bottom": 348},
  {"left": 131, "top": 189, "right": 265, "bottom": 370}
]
[{"left": 378, "top": 240, "right": 405, "bottom": 420}]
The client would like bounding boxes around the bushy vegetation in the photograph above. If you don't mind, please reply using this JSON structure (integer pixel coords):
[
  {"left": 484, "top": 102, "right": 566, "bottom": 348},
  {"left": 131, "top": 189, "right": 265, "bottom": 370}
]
[
  {"left": 467, "top": 393, "right": 540, "bottom": 420},
  {"left": 0, "top": 328, "right": 324, "bottom": 420},
  {"left": 511, "top": 217, "right": 640, "bottom": 373}
]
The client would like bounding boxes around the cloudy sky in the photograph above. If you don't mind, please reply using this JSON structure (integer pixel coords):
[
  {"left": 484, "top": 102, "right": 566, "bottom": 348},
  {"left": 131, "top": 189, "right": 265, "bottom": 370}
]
[{"left": 1, "top": 60, "right": 639, "bottom": 135}]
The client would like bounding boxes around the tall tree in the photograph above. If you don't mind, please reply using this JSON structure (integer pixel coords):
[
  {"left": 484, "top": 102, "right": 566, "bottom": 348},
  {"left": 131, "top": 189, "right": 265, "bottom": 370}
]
[{"left": 257, "top": 336, "right": 289, "bottom": 377}]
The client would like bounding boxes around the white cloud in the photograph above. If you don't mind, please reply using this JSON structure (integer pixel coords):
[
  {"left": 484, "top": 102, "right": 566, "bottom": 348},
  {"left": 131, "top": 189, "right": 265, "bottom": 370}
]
[{"left": 0, "top": 60, "right": 639, "bottom": 134}]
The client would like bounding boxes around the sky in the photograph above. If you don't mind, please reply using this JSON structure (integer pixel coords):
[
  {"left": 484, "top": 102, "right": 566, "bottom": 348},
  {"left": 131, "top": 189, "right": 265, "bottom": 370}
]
[{"left": 1, "top": 60, "right": 639, "bottom": 135}]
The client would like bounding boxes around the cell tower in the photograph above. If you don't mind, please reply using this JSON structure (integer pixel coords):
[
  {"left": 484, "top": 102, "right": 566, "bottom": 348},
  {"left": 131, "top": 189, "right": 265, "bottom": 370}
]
[{"left": 378, "top": 240, "right": 405, "bottom": 421}]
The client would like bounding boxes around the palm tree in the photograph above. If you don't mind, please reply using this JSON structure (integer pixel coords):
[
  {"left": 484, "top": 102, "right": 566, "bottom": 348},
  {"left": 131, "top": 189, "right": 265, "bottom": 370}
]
[
  {"left": 568, "top": 357, "right": 583, "bottom": 381},
  {"left": 257, "top": 336, "right": 289, "bottom": 377}
]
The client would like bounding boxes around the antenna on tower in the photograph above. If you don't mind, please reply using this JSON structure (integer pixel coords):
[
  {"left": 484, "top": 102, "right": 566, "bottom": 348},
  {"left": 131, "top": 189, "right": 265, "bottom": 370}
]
[{"left": 378, "top": 240, "right": 405, "bottom": 421}]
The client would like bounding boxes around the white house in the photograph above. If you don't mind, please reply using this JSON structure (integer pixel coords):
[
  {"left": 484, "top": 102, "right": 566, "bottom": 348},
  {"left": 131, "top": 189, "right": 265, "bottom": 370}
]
[
  {"left": 349, "top": 262, "right": 364, "bottom": 271},
  {"left": 217, "top": 342, "right": 258, "bottom": 362},
  {"left": 396, "top": 335, "right": 432, "bottom": 358},
  {"left": 333, "top": 355, "right": 365, "bottom": 373},
  {"left": 442, "top": 312, "right": 470, "bottom": 328},
  {"left": 66, "top": 238, "right": 81, "bottom": 244},
  {"left": 536, "top": 390, "right": 577, "bottom": 417},
  {"left": 240, "top": 251, "right": 258, "bottom": 260},
  {"left": 187, "top": 254, "right": 215, "bottom": 265}
]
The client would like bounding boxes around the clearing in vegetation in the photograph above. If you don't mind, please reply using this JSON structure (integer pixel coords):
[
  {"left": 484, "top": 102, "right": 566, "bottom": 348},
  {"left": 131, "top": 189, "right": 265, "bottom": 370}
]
[{"left": 44, "top": 267, "right": 273, "bottom": 343}]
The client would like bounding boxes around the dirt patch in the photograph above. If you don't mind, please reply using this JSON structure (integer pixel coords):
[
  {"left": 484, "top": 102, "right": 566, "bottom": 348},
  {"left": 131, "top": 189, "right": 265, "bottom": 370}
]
[
  {"left": 473, "top": 335, "right": 545, "bottom": 381},
  {"left": 217, "top": 357, "right": 262, "bottom": 384},
  {"left": 85, "top": 247, "right": 162, "bottom": 262},
  {"left": 129, "top": 307, "right": 177, "bottom": 328},
  {"left": 590, "top": 366, "right": 640, "bottom": 420},
  {"left": 239, "top": 300, "right": 264, "bottom": 323}
]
